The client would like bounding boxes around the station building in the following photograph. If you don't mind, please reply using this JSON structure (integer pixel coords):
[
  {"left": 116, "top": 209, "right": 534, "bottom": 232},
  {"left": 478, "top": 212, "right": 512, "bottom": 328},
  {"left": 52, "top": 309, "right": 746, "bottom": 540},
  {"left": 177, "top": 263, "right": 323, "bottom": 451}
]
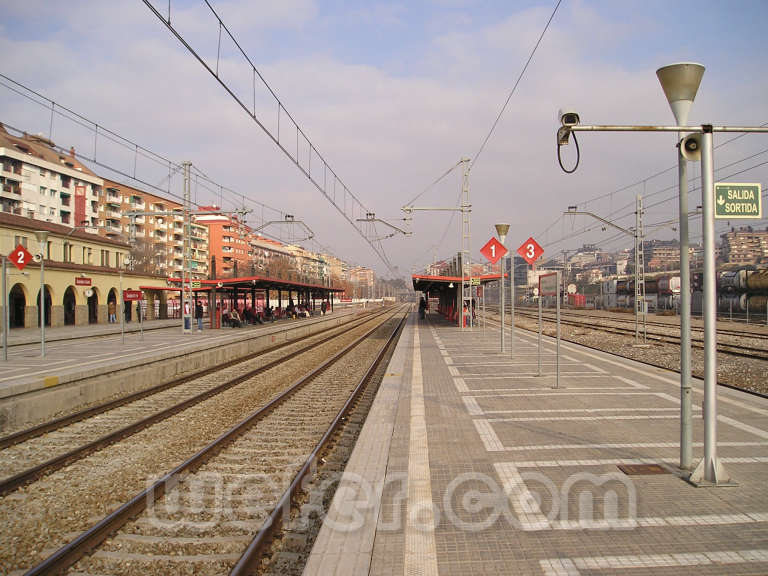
[{"left": 0, "top": 212, "right": 170, "bottom": 328}]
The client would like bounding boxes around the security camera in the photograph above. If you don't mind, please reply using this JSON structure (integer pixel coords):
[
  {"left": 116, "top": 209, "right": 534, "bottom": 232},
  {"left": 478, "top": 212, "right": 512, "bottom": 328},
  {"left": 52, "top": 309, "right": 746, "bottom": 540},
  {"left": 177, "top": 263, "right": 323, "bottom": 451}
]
[
  {"left": 558, "top": 108, "right": 580, "bottom": 127},
  {"left": 679, "top": 133, "right": 702, "bottom": 162}
]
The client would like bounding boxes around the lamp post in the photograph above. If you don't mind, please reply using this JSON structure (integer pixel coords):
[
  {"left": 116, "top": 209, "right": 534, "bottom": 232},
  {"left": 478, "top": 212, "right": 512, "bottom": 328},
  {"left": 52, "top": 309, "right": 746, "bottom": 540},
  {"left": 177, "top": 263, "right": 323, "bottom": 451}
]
[
  {"left": 495, "top": 223, "right": 510, "bottom": 353},
  {"left": 34, "top": 230, "right": 49, "bottom": 357},
  {"left": 556, "top": 65, "right": 768, "bottom": 486},
  {"left": 657, "top": 62, "right": 705, "bottom": 472}
]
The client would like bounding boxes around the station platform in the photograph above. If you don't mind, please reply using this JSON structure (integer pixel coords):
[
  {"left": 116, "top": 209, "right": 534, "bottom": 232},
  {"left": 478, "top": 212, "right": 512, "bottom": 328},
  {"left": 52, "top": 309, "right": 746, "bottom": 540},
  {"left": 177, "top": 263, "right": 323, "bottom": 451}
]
[{"left": 305, "top": 311, "right": 768, "bottom": 575}]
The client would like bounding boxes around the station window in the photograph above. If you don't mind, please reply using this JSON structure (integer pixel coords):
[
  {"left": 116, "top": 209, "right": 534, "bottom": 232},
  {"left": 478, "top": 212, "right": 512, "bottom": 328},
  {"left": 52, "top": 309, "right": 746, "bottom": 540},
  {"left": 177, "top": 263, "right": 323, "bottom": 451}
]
[{"left": 13, "top": 235, "right": 28, "bottom": 248}]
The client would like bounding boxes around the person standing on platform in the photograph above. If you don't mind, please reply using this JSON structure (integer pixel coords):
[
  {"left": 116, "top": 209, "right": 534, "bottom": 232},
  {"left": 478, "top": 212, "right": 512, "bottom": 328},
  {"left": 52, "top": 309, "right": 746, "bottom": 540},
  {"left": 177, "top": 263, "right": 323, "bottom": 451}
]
[
  {"left": 419, "top": 297, "right": 426, "bottom": 319},
  {"left": 195, "top": 301, "right": 204, "bottom": 332},
  {"left": 108, "top": 300, "right": 116, "bottom": 323}
]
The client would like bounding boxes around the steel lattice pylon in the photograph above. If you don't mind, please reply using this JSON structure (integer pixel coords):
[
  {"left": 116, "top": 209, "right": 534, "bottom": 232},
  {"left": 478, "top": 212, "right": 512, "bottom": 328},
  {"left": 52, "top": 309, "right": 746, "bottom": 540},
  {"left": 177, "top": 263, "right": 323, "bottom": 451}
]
[{"left": 460, "top": 158, "right": 472, "bottom": 329}]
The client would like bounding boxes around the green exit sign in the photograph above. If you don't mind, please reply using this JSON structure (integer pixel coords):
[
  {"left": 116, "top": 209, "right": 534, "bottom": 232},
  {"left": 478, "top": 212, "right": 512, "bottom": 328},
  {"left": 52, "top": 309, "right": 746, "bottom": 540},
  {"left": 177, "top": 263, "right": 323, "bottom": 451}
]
[{"left": 715, "top": 183, "right": 761, "bottom": 219}]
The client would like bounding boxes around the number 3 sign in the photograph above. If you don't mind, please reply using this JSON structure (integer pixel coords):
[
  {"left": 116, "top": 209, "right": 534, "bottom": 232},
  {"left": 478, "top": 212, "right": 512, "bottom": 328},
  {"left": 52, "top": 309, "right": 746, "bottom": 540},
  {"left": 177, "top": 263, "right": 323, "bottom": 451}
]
[
  {"left": 8, "top": 244, "right": 34, "bottom": 271},
  {"left": 517, "top": 237, "right": 543, "bottom": 265}
]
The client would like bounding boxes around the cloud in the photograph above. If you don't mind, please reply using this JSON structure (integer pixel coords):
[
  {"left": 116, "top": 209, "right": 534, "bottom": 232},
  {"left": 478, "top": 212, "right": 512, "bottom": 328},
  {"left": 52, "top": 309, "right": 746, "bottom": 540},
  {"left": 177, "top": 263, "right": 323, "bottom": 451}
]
[{"left": 1, "top": 0, "right": 767, "bottom": 276}]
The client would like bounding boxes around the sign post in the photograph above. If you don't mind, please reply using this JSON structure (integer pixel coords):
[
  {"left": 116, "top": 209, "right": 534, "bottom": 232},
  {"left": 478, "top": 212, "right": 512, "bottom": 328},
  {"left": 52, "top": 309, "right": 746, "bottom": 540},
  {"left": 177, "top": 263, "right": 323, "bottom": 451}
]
[
  {"left": 714, "top": 183, "right": 761, "bottom": 219},
  {"left": 481, "top": 236, "right": 508, "bottom": 353},
  {"left": 539, "top": 272, "right": 560, "bottom": 388},
  {"left": 517, "top": 237, "right": 544, "bottom": 358},
  {"left": 1, "top": 256, "right": 6, "bottom": 362},
  {"left": 9, "top": 244, "right": 34, "bottom": 357}
]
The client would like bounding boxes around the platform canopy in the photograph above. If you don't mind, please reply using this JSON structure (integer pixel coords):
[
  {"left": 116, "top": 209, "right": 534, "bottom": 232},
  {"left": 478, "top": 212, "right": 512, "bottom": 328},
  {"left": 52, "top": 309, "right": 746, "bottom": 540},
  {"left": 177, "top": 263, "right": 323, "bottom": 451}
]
[
  {"left": 165, "top": 275, "right": 343, "bottom": 298},
  {"left": 411, "top": 273, "right": 503, "bottom": 294}
]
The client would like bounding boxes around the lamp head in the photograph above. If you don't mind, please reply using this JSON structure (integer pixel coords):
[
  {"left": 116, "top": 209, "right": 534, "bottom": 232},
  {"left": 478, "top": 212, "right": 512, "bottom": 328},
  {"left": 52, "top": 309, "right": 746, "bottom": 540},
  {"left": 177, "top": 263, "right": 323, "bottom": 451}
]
[
  {"left": 34, "top": 230, "right": 49, "bottom": 244},
  {"left": 494, "top": 223, "right": 510, "bottom": 244},
  {"left": 656, "top": 62, "right": 705, "bottom": 125}
]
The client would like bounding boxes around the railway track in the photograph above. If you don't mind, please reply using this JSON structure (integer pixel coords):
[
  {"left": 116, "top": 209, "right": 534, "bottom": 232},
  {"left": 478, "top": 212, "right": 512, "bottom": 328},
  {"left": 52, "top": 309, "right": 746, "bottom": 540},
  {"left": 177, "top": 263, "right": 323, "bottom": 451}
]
[
  {"left": 486, "top": 305, "right": 768, "bottom": 361},
  {"left": 0, "top": 307, "right": 406, "bottom": 574},
  {"left": 22, "top": 307, "right": 406, "bottom": 576},
  {"left": 0, "top": 308, "right": 389, "bottom": 497}
]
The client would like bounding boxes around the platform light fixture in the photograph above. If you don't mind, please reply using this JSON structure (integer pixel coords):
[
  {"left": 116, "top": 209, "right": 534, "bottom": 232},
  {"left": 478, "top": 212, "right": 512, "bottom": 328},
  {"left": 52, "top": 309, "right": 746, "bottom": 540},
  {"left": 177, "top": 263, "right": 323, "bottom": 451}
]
[
  {"left": 495, "top": 223, "right": 510, "bottom": 353},
  {"left": 34, "top": 230, "right": 49, "bottom": 357},
  {"left": 657, "top": 62, "right": 705, "bottom": 473}
]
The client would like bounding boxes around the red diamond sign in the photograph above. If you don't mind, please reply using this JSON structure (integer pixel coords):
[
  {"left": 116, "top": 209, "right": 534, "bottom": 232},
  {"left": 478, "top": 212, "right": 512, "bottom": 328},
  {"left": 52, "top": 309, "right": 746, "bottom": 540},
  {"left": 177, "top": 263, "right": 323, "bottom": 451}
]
[
  {"left": 517, "top": 237, "right": 544, "bottom": 265},
  {"left": 8, "top": 244, "right": 33, "bottom": 271},
  {"left": 480, "top": 237, "right": 508, "bottom": 265}
]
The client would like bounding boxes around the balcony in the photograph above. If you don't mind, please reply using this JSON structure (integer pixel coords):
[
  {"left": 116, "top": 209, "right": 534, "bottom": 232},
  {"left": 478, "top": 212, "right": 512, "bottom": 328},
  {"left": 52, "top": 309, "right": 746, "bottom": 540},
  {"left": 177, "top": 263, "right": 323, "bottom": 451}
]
[{"left": 1, "top": 181, "right": 21, "bottom": 197}]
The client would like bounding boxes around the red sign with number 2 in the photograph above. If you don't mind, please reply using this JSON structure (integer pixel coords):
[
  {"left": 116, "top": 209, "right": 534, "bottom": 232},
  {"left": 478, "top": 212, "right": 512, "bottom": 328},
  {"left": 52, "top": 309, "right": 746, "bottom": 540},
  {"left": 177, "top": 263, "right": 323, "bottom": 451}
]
[{"left": 8, "top": 244, "right": 34, "bottom": 271}]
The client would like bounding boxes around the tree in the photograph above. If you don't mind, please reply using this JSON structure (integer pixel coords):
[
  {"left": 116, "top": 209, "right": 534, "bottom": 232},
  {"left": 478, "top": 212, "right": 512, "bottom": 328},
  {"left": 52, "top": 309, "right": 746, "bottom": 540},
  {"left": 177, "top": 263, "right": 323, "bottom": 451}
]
[{"left": 130, "top": 237, "right": 163, "bottom": 276}]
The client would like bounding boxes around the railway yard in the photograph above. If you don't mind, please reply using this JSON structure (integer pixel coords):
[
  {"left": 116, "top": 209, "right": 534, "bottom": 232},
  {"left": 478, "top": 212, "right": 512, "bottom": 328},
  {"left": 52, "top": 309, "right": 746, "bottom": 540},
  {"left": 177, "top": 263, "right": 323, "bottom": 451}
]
[{"left": 490, "top": 306, "right": 768, "bottom": 396}]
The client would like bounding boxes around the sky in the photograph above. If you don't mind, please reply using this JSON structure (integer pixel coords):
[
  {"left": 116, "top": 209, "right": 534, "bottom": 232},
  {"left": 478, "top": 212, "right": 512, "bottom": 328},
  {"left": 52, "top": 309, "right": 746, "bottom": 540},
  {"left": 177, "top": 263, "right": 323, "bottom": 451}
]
[{"left": 1, "top": 0, "right": 767, "bottom": 278}]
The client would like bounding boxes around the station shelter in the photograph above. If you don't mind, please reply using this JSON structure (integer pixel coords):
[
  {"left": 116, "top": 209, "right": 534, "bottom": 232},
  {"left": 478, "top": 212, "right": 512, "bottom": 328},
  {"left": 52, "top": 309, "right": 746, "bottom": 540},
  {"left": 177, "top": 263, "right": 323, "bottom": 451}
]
[
  {"left": 412, "top": 272, "right": 503, "bottom": 327},
  {"left": 163, "top": 275, "right": 343, "bottom": 329}
]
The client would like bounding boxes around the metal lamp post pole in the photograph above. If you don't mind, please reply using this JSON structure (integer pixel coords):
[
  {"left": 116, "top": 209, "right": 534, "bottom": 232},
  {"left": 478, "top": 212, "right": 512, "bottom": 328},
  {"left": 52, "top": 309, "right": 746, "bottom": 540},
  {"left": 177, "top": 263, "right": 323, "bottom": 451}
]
[
  {"left": 34, "top": 231, "right": 49, "bottom": 357},
  {"left": 500, "top": 257, "right": 505, "bottom": 353},
  {"left": 1, "top": 256, "right": 7, "bottom": 362},
  {"left": 689, "top": 129, "right": 731, "bottom": 485},
  {"left": 656, "top": 62, "right": 701, "bottom": 471},
  {"left": 495, "top": 224, "right": 510, "bottom": 353},
  {"left": 510, "top": 257, "right": 515, "bottom": 357}
]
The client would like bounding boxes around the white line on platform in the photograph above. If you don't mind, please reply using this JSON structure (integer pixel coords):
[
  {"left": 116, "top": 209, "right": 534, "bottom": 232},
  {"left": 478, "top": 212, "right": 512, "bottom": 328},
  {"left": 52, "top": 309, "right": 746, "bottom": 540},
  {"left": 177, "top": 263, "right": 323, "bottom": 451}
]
[
  {"left": 453, "top": 377, "right": 469, "bottom": 393},
  {"left": 487, "top": 414, "right": 679, "bottom": 423},
  {"left": 616, "top": 375, "right": 648, "bottom": 389},
  {"left": 718, "top": 414, "right": 768, "bottom": 440},
  {"left": 473, "top": 419, "right": 505, "bottom": 451},
  {"left": 540, "top": 548, "right": 768, "bottom": 575},
  {"left": 494, "top": 462, "right": 550, "bottom": 530},
  {"left": 511, "top": 456, "right": 768, "bottom": 468},
  {"left": 462, "top": 372, "right": 612, "bottom": 379},
  {"left": 481, "top": 407, "right": 685, "bottom": 415},
  {"left": 405, "top": 323, "right": 439, "bottom": 575},
  {"left": 501, "top": 441, "right": 768, "bottom": 452},
  {"left": 462, "top": 396, "right": 483, "bottom": 416},
  {"left": 464, "top": 387, "right": 643, "bottom": 394}
]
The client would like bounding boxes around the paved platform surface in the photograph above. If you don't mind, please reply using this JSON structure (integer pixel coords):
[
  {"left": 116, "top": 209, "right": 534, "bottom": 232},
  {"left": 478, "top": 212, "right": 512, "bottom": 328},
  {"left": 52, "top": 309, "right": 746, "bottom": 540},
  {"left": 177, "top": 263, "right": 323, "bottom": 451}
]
[{"left": 305, "top": 312, "right": 768, "bottom": 575}]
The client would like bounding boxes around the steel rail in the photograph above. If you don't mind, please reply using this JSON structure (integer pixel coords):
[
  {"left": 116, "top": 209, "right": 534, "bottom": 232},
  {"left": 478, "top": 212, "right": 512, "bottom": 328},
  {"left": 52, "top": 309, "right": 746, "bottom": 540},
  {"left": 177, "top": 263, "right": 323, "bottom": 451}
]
[
  {"left": 230, "top": 311, "right": 407, "bottom": 575},
  {"left": 0, "top": 309, "right": 390, "bottom": 496},
  {"left": 512, "top": 308, "right": 768, "bottom": 359},
  {"left": 0, "top": 309, "right": 379, "bottom": 450},
  {"left": 482, "top": 313, "right": 768, "bottom": 399},
  {"left": 22, "top": 307, "right": 405, "bottom": 576}
]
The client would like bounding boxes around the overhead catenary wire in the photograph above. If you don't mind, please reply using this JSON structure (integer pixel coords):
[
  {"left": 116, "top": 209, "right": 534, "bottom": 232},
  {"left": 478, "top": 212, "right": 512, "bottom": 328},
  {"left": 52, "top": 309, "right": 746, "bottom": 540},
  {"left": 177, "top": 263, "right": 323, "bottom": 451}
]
[
  {"left": 141, "top": 0, "right": 397, "bottom": 275},
  {"left": 470, "top": 0, "right": 562, "bottom": 170}
]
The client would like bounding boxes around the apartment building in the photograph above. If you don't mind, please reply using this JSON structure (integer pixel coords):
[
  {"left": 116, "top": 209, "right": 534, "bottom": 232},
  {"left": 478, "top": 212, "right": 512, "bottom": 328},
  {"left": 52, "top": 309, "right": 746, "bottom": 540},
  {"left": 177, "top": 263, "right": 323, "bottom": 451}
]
[
  {"left": 100, "top": 179, "right": 208, "bottom": 279},
  {"left": 194, "top": 207, "right": 250, "bottom": 278},
  {"left": 0, "top": 124, "right": 101, "bottom": 228},
  {"left": 720, "top": 227, "right": 768, "bottom": 265},
  {"left": 349, "top": 266, "right": 375, "bottom": 299}
]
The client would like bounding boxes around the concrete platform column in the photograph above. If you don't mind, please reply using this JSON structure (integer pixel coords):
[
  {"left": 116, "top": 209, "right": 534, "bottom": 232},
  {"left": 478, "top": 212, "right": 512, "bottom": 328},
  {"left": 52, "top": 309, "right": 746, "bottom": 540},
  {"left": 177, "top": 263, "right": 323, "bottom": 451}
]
[
  {"left": 98, "top": 304, "right": 108, "bottom": 325},
  {"left": 50, "top": 305, "right": 64, "bottom": 327},
  {"left": 24, "top": 306, "right": 37, "bottom": 328},
  {"left": 75, "top": 305, "right": 88, "bottom": 326}
]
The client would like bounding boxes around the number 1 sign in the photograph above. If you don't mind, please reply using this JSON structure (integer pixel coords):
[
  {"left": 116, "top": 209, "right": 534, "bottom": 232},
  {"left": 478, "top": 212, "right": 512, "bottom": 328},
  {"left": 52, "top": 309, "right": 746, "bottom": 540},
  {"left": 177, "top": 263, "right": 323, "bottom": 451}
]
[{"left": 480, "top": 237, "right": 508, "bottom": 265}]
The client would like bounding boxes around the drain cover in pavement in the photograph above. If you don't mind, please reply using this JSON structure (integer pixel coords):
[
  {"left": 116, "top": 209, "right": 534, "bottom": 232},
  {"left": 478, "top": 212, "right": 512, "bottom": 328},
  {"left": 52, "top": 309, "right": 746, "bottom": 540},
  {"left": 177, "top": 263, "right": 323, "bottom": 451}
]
[{"left": 617, "top": 464, "right": 669, "bottom": 475}]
